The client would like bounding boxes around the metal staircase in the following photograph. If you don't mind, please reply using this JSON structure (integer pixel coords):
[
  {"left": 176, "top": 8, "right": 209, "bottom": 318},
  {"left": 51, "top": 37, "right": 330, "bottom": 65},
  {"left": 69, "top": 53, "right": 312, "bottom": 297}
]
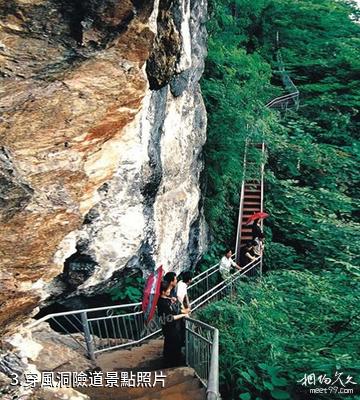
[
  {"left": 236, "top": 143, "right": 265, "bottom": 247},
  {"left": 266, "top": 32, "right": 299, "bottom": 111},
  {"left": 28, "top": 255, "right": 262, "bottom": 399},
  {"left": 25, "top": 35, "right": 297, "bottom": 400},
  {"left": 235, "top": 142, "right": 265, "bottom": 276}
]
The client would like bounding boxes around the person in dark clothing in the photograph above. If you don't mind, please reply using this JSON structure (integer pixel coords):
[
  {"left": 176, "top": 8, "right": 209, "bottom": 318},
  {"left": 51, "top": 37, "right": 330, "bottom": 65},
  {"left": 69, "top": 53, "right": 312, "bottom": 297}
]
[
  {"left": 251, "top": 219, "right": 264, "bottom": 241},
  {"left": 163, "top": 271, "right": 177, "bottom": 298},
  {"left": 239, "top": 242, "right": 257, "bottom": 268},
  {"left": 163, "top": 271, "right": 181, "bottom": 317},
  {"left": 157, "top": 281, "right": 189, "bottom": 367}
]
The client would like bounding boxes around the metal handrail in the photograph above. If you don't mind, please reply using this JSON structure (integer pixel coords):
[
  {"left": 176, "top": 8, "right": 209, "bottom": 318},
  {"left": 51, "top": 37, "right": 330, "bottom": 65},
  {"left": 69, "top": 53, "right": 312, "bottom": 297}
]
[
  {"left": 189, "top": 263, "right": 221, "bottom": 285},
  {"left": 191, "top": 257, "right": 261, "bottom": 311},
  {"left": 186, "top": 257, "right": 261, "bottom": 399},
  {"left": 189, "top": 256, "right": 230, "bottom": 284},
  {"left": 260, "top": 142, "right": 265, "bottom": 275},
  {"left": 185, "top": 317, "right": 220, "bottom": 400},
  {"left": 27, "top": 254, "right": 261, "bottom": 344},
  {"left": 265, "top": 32, "right": 299, "bottom": 110},
  {"left": 265, "top": 91, "right": 299, "bottom": 109},
  {"left": 235, "top": 136, "right": 249, "bottom": 260},
  {"left": 234, "top": 138, "right": 265, "bottom": 268},
  {"left": 28, "top": 301, "right": 142, "bottom": 329},
  {"left": 29, "top": 257, "right": 229, "bottom": 331},
  {"left": 188, "top": 254, "right": 236, "bottom": 289},
  {"left": 235, "top": 180, "right": 245, "bottom": 258},
  {"left": 207, "top": 328, "right": 219, "bottom": 400},
  {"left": 27, "top": 254, "right": 246, "bottom": 356},
  {"left": 27, "top": 254, "right": 262, "bottom": 399}
]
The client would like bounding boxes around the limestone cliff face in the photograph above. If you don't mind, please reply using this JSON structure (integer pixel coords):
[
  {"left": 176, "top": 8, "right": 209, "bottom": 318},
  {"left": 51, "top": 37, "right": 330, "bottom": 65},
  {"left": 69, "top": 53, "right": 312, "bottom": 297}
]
[{"left": 0, "top": 0, "right": 207, "bottom": 333}]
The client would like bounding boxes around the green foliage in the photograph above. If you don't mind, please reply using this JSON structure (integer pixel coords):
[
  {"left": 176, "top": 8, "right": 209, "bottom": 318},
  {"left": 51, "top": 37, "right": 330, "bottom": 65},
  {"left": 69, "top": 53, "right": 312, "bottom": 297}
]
[
  {"left": 198, "top": 268, "right": 360, "bottom": 399},
  {"left": 107, "top": 276, "right": 144, "bottom": 303},
  {"left": 202, "top": 0, "right": 360, "bottom": 272},
  {"left": 201, "top": 0, "right": 360, "bottom": 398}
]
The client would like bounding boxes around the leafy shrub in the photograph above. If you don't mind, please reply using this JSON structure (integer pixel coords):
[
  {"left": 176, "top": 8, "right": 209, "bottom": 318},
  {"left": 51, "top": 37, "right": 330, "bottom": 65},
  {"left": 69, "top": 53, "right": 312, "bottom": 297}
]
[
  {"left": 107, "top": 276, "right": 144, "bottom": 304},
  {"left": 198, "top": 268, "right": 360, "bottom": 399}
]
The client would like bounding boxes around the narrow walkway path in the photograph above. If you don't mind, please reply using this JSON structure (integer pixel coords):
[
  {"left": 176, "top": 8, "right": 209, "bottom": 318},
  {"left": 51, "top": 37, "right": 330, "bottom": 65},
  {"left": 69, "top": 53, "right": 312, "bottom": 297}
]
[{"left": 77, "top": 339, "right": 206, "bottom": 400}]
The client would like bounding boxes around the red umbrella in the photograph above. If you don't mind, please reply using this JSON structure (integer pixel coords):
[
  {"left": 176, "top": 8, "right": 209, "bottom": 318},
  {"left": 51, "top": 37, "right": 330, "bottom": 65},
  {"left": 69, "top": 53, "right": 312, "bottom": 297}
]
[
  {"left": 246, "top": 211, "right": 269, "bottom": 225},
  {"left": 142, "top": 265, "right": 164, "bottom": 323}
]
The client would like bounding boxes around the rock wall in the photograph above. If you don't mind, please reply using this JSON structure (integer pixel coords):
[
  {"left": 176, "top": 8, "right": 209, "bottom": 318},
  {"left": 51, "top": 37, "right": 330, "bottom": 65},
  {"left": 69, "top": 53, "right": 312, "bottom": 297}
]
[{"left": 0, "top": 0, "right": 208, "bottom": 334}]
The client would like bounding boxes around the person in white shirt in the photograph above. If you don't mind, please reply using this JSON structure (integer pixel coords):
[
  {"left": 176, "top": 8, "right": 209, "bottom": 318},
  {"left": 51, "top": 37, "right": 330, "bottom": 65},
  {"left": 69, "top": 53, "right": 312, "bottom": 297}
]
[
  {"left": 176, "top": 271, "right": 193, "bottom": 347},
  {"left": 219, "top": 249, "right": 242, "bottom": 280},
  {"left": 177, "top": 271, "right": 193, "bottom": 309}
]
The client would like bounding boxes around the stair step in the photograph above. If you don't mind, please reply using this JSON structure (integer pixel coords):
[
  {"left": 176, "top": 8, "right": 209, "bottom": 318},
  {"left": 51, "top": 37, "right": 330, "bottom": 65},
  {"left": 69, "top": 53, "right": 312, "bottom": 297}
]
[
  {"left": 77, "top": 340, "right": 206, "bottom": 400},
  {"left": 78, "top": 367, "right": 199, "bottom": 400},
  {"left": 132, "top": 368, "right": 198, "bottom": 400},
  {"left": 136, "top": 376, "right": 205, "bottom": 400},
  {"left": 95, "top": 339, "right": 164, "bottom": 372},
  {"left": 243, "top": 208, "right": 261, "bottom": 212},
  {"left": 241, "top": 235, "right": 253, "bottom": 240},
  {"left": 243, "top": 195, "right": 261, "bottom": 199}
]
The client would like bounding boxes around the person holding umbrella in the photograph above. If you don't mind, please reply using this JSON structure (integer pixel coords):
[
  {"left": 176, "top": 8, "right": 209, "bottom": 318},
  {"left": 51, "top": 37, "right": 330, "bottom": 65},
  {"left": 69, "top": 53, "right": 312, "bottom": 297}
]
[
  {"left": 251, "top": 218, "right": 263, "bottom": 241},
  {"left": 157, "top": 280, "right": 190, "bottom": 367},
  {"left": 246, "top": 212, "right": 269, "bottom": 256}
]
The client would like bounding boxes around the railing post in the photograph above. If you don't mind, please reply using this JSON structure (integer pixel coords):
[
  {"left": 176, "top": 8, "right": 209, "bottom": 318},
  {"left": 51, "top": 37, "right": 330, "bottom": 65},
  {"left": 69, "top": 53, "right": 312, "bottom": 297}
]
[
  {"left": 185, "top": 318, "right": 189, "bottom": 366},
  {"left": 207, "top": 328, "right": 219, "bottom": 400},
  {"left": 260, "top": 142, "right": 265, "bottom": 278},
  {"left": 206, "top": 270, "right": 209, "bottom": 294},
  {"left": 81, "top": 312, "right": 96, "bottom": 362},
  {"left": 235, "top": 181, "right": 245, "bottom": 264}
]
